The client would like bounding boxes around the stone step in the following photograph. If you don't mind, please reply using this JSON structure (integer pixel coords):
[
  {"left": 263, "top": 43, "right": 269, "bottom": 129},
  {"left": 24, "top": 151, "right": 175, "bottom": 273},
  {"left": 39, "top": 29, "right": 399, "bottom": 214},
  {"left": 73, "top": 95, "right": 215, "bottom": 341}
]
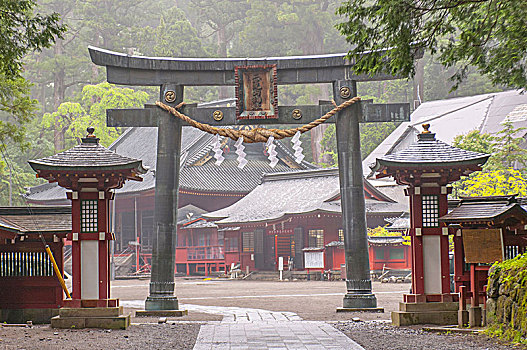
[
  {"left": 59, "top": 306, "right": 123, "bottom": 318},
  {"left": 391, "top": 310, "right": 458, "bottom": 326},
  {"left": 51, "top": 314, "right": 130, "bottom": 329},
  {"left": 399, "top": 301, "right": 459, "bottom": 312}
]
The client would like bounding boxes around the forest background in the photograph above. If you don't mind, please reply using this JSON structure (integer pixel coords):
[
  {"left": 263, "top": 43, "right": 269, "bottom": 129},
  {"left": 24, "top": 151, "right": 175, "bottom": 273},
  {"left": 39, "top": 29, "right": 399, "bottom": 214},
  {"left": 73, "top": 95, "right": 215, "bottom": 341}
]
[{"left": 0, "top": 0, "right": 508, "bottom": 205}]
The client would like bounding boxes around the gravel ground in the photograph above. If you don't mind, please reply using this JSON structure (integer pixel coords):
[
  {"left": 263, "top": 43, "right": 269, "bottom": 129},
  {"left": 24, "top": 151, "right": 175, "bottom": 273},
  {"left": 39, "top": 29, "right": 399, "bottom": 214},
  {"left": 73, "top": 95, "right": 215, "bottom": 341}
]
[
  {"left": 2, "top": 279, "right": 523, "bottom": 349},
  {"left": 116, "top": 278, "right": 406, "bottom": 322},
  {"left": 334, "top": 320, "right": 526, "bottom": 350},
  {"left": 0, "top": 323, "right": 201, "bottom": 350}
]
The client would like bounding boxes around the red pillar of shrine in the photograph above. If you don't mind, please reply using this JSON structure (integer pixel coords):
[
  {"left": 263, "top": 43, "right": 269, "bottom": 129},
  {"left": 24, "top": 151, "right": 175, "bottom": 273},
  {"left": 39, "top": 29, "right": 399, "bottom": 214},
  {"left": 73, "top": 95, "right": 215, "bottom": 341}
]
[
  {"left": 372, "top": 124, "right": 489, "bottom": 326},
  {"left": 29, "top": 127, "right": 146, "bottom": 328}
]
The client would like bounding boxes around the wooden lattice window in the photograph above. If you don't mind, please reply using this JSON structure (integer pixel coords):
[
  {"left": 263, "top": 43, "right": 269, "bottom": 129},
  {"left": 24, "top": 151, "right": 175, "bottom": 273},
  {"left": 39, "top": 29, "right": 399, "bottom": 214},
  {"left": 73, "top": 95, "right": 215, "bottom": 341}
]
[
  {"left": 81, "top": 200, "right": 98, "bottom": 233},
  {"left": 225, "top": 237, "right": 239, "bottom": 252},
  {"left": 0, "top": 251, "right": 54, "bottom": 277},
  {"left": 421, "top": 195, "right": 439, "bottom": 227},
  {"left": 389, "top": 248, "right": 404, "bottom": 260},
  {"left": 374, "top": 247, "right": 385, "bottom": 260},
  {"left": 338, "top": 229, "right": 344, "bottom": 242},
  {"left": 242, "top": 232, "right": 254, "bottom": 252},
  {"left": 308, "top": 229, "right": 324, "bottom": 248}
]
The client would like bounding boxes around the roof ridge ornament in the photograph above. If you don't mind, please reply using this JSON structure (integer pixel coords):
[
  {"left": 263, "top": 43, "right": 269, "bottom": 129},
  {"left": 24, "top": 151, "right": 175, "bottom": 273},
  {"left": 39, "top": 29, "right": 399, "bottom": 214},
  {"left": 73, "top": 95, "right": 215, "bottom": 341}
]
[
  {"left": 417, "top": 123, "right": 436, "bottom": 141},
  {"left": 421, "top": 123, "right": 431, "bottom": 134},
  {"left": 82, "top": 126, "right": 99, "bottom": 144}
]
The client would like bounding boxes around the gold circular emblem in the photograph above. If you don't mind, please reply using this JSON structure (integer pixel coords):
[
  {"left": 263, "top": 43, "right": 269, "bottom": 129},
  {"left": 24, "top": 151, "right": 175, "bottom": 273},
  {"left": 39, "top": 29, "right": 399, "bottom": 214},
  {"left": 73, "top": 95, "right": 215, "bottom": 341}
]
[
  {"left": 213, "top": 110, "right": 224, "bottom": 121},
  {"left": 340, "top": 86, "right": 351, "bottom": 99},
  {"left": 292, "top": 109, "right": 302, "bottom": 120},
  {"left": 164, "top": 90, "right": 176, "bottom": 103}
]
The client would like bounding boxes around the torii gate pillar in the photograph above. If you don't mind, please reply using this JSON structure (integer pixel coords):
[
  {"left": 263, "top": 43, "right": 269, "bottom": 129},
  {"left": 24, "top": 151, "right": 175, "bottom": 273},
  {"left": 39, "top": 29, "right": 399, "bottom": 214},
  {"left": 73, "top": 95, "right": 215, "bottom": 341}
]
[
  {"left": 144, "top": 84, "right": 184, "bottom": 312},
  {"left": 334, "top": 81, "right": 379, "bottom": 310}
]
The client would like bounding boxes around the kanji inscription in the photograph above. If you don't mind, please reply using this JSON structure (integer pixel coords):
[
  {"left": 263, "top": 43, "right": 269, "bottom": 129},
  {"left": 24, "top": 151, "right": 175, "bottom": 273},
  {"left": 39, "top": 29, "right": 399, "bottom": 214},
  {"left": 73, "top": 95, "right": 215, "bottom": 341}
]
[{"left": 235, "top": 65, "right": 278, "bottom": 120}]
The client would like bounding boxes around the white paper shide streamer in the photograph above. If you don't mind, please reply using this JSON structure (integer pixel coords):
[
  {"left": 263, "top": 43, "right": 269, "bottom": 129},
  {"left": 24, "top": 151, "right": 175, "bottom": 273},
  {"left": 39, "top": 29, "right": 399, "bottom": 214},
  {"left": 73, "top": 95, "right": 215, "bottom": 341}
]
[
  {"left": 235, "top": 137, "right": 248, "bottom": 169},
  {"left": 265, "top": 136, "right": 278, "bottom": 168},
  {"left": 291, "top": 131, "right": 304, "bottom": 164},
  {"left": 212, "top": 134, "right": 224, "bottom": 166}
]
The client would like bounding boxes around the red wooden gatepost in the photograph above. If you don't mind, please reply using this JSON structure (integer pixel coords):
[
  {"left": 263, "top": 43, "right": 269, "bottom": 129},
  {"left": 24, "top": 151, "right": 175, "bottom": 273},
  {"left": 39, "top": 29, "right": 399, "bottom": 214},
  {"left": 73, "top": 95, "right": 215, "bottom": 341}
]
[
  {"left": 29, "top": 127, "right": 146, "bottom": 329},
  {"left": 372, "top": 124, "right": 489, "bottom": 326}
]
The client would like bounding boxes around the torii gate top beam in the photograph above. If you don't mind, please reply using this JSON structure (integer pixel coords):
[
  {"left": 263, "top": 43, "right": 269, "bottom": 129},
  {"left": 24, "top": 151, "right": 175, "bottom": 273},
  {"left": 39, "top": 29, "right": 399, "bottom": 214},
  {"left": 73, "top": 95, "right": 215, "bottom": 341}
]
[{"left": 88, "top": 46, "right": 398, "bottom": 86}]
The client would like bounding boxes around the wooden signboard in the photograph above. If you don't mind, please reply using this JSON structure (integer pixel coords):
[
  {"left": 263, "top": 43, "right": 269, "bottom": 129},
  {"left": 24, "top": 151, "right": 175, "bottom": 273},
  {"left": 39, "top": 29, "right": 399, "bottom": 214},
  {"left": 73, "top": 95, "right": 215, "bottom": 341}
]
[
  {"left": 462, "top": 229, "right": 504, "bottom": 264},
  {"left": 235, "top": 65, "right": 278, "bottom": 120},
  {"left": 267, "top": 229, "right": 294, "bottom": 236},
  {"left": 304, "top": 251, "right": 324, "bottom": 269}
]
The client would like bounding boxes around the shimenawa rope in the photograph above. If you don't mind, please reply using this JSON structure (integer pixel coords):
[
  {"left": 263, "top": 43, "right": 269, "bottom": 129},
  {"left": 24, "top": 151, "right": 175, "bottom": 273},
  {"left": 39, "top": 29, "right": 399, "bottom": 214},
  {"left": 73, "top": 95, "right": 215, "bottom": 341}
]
[{"left": 155, "top": 96, "right": 361, "bottom": 143}]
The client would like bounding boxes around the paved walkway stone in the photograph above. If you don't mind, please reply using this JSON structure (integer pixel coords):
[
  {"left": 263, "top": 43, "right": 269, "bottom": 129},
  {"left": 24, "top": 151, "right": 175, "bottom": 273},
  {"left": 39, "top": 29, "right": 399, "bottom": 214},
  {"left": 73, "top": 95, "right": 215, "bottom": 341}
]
[
  {"left": 121, "top": 300, "right": 364, "bottom": 349},
  {"left": 193, "top": 321, "right": 364, "bottom": 350}
]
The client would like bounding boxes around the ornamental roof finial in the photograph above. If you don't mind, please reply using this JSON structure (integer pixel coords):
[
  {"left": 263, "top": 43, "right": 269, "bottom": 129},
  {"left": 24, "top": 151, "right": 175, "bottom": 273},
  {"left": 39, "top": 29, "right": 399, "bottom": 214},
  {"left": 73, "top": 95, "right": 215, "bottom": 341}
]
[
  {"left": 422, "top": 123, "right": 431, "bottom": 134},
  {"left": 86, "top": 126, "right": 96, "bottom": 138},
  {"left": 82, "top": 126, "right": 99, "bottom": 144}
]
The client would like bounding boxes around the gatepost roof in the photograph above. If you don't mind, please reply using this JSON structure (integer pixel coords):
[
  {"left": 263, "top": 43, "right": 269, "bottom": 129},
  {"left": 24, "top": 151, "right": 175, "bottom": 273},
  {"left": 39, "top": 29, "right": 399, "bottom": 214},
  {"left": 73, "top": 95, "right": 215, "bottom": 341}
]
[
  {"left": 28, "top": 127, "right": 147, "bottom": 175},
  {"left": 371, "top": 124, "right": 490, "bottom": 175}
]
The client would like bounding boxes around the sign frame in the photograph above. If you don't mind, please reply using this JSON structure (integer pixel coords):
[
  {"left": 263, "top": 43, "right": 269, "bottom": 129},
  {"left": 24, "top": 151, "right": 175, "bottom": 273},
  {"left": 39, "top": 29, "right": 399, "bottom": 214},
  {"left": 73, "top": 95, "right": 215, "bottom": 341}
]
[{"left": 235, "top": 64, "right": 278, "bottom": 120}]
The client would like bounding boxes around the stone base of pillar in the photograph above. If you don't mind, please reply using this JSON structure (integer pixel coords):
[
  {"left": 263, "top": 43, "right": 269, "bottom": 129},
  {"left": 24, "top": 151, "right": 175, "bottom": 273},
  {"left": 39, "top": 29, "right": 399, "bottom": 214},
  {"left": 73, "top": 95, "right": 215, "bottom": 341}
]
[
  {"left": 341, "top": 293, "right": 379, "bottom": 310},
  {"left": 391, "top": 301, "right": 458, "bottom": 326},
  {"left": 458, "top": 309, "right": 469, "bottom": 327},
  {"left": 136, "top": 309, "right": 188, "bottom": 317},
  {"left": 468, "top": 306, "right": 482, "bottom": 328},
  {"left": 51, "top": 306, "right": 130, "bottom": 329},
  {"left": 145, "top": 295, "right": 180, "bottom": 311}
]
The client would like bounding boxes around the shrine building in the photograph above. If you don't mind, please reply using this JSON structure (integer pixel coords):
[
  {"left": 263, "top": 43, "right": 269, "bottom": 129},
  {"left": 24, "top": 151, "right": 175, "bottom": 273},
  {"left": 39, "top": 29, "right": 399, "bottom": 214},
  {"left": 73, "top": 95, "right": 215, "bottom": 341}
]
[
  {"left": 25, "top": 127, "right": 410, "bottom": 275},
  {"left": 440, "top": 195, "right": 527, "bottom": 327},
  {"left": 24, "top": 126, "right": 316, "bottom": 253},
  {"left": 0, "top": 206, "right": 70, "bottom": 323},
  {"left": 204, "top": 168, "right": 408, "bottom": 273}
]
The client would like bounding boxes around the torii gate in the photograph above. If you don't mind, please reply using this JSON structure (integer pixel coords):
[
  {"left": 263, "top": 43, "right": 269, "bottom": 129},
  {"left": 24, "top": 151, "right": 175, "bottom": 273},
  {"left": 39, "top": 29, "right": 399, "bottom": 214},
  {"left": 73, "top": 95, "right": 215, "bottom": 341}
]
[{"left": 89, "top": 46, "right": 410, "bottom": 312}]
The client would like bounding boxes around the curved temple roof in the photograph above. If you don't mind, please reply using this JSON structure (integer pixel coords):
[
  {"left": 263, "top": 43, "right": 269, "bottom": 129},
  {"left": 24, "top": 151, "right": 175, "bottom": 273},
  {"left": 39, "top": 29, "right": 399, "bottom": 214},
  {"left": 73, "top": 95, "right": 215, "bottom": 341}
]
[
  {"left": 29, "top": 136, "right": 147, "bottom": 174},
  {"left": 372, "top": 129, "right": 490, "bottom": 173}
]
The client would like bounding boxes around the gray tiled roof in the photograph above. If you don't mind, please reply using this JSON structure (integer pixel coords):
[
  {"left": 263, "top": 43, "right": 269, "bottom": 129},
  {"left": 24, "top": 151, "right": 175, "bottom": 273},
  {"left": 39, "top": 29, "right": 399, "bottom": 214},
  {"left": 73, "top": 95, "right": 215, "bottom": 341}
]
[
  {"left": 363, "top": 90, "right": 527, "bottom": 178},
  {"left": 0, "top": 206, "right": 71, "bottom": 234},
  {"left": 372, "top": 132, "right": 489, "bottom": 170},
  {"left": 25, "top": 125, "right": 315, "bottom": 201},
  {"left": 176, "top": 204, "right": 208, "bottom": 225},
  {"left": 440, "top": 195, "right": 527, "bottom": 222},
  {"left": 326, "top": 236, "right": 405, "bottom": 247},
  {"left": 206, "top": 168, "right": 405, "bottom": 224},
  {"left": 367, "top": 236, "right": 406, "bottom": 245},
  {"left": 28, "top": 138, "right": 146, "bottom": 172},
  {"left": 385, "top": 215, "right": 410, "bottom": 230},
  {"left": 181, "top": 159, "right": 297, "bottom": 193}
]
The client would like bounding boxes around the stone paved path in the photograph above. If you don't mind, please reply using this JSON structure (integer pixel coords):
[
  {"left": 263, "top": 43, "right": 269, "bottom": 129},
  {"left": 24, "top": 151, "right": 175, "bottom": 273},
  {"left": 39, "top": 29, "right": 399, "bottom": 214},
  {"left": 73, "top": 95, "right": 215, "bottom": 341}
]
[
  {"left": 121, "top": 300, "right": 364, "bottom": 349},
  {"left": 193, "top": 321, "right": 364, "bottom": 350},
  {"left": 182, "top": 304, "right": 302, "bottom": 322}
]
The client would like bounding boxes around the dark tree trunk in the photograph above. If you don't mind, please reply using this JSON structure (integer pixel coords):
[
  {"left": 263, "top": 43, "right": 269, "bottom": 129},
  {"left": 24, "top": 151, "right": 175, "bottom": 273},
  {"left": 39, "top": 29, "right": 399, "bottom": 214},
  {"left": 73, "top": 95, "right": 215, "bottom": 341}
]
[{"left": 53, "top": 40, "right": 66, "bottom": 152}]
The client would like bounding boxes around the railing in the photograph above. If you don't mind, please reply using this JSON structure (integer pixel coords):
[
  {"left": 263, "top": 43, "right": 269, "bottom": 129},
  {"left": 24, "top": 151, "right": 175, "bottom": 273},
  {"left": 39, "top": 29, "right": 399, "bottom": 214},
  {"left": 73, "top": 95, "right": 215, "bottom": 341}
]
[
  {"left": 187, "top": 246, "right": 224, "bottom": 260},
  {"left": 505, "top": 245, "right": 522, "bottom": 260},
  {"left": 0, "top": 251, "right": 54, "bottom": 277}
]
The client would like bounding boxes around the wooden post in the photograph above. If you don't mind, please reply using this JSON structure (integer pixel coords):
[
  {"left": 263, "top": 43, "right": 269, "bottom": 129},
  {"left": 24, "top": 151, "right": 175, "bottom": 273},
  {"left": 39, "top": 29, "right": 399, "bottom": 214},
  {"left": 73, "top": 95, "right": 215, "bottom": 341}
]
[{"left": 458, "top": 285, "right": 468, "bottom": 327}]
